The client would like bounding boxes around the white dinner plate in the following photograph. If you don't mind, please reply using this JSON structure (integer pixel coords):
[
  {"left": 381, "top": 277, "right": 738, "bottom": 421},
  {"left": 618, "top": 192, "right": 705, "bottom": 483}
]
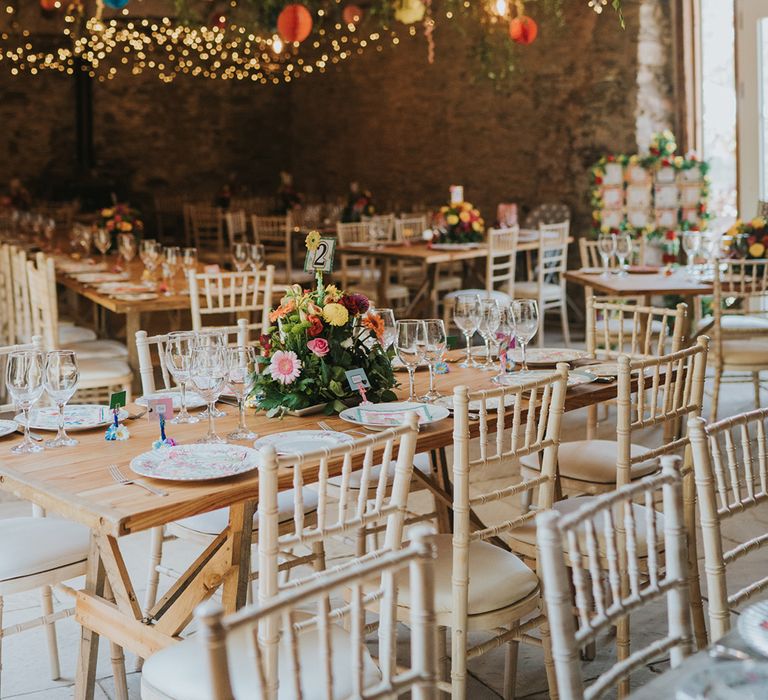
[
  {"left": 253, "top": 430, "right": 355, "bottom": 456},
  {"left": 507, "top": 348, "right": 590, "bottom": 365},
  {"left": 16, "top": 405, "right": 129, "bottom": 431},
  {"left": 113, "top": 293, "right": 159, "bottom": 301},
  {"left": 676, "top": 660, "right": 768, "bottom": 699},
  {"left": 339, "top": 402, "right": 450, "bottom": 430},
  {"left": 434, "top": 393, "right": 515, "bottom": 412},
  {"left": 0, "top": 419, "right": 18, "bottom": 438},
  {"left": 72, "top": 272, "right": 131, "bottom": 284},
  {"left": 430, "top": 242, "right": 482, "bottom": 250},
  {"left": 130, "top": 444, "right": 261, "bottom": 482},
  {"left": 136, "top": 390, "right": 207, "bottom": 410},
  {"left": 494, "top": 369, "right": 597, "bottom": 388}
]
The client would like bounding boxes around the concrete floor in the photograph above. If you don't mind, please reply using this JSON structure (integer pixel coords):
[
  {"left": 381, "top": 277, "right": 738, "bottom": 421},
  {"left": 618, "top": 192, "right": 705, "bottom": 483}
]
[{"left": 0, "top": 331, "right": 765, "bottom": 699}]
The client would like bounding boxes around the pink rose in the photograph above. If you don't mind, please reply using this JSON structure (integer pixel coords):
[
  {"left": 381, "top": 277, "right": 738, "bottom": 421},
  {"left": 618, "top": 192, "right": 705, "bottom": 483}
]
[{"left": 307, "top": 338, "right": 330, "bottom": 357}]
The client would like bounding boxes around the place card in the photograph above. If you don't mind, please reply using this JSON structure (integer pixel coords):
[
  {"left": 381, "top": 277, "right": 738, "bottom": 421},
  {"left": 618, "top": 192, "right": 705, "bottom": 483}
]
[
  {"left": 680, "top": 184, "right": 701, "bottom": 207},
  {"left": 655, "top": 208, "right": 679, "bottom": 229},
  {"left": 626, "top": 185, "right": 651, "bottom": 208},
  {"left": 603, "top": 163, "right": 623, "bottom": 186},
  {"left": 626, "top": 209, "right": 650, "bottom": 228},
  {"left": 345, "top": 368, "right": 371, "bottom": 391},
  {"left": 147, "top": 397, "right": 174, "bottom": 422},
  {"left": 109, "top": 390, "right": 127, "bottom": 410}
]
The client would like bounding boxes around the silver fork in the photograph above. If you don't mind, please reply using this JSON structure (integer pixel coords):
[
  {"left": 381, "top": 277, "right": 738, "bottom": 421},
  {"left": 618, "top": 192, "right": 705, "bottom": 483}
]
[
  {"left": 317, "top": 420, "right": 334, "bottom": 432},
  {"left": 109, "top": 464, "right": 168, "bottom": 497}
]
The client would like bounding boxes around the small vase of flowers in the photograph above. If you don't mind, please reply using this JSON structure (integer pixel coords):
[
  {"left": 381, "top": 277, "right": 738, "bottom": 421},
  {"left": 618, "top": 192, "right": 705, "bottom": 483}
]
[
  {"left": 432, "top": 200, "right": 484, "bottom": 246},
  {"left": 100, "top": 204, "right": 144, "bottom": 237},
  {"left": 727, "top": 216, "right": 768, "bottom": 259}
]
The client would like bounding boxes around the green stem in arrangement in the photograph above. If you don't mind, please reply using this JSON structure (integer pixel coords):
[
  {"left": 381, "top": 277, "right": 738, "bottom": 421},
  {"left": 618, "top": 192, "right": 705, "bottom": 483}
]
[{"left": 316, "top": 271, "right": 324, "bottom": 304}]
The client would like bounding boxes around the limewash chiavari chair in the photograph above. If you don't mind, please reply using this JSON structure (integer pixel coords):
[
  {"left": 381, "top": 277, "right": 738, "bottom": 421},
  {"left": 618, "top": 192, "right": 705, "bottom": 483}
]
[
  {"left": 362, "top": 212, "right": 396, "bottom": 239},
  {"left": 515, "top": 221, "right": 571, "bottom": 346},
  {"left": 537, "top": 457, "right": 692, "bottom": 700},
  {"left": 190, "top": 204, "right": 226, "bottom": 263},
  {"left": 708, "top": 259, "right": 768, "bottom": 420},
  {"left": 223, "top": 209, "right": 248, "bottom": 248},
  {"left": 393, "top": 215, "right": 430, "bottom": 289},
  {"left": 188, "top": 265, "right": 274, "bottom": 335},
  {"left": 394, "top": 367, "right": 568, "bottom": 699},
  {"left": 0, "top": 244, "right": 14, "bottom": 345},
  {"left": 252, "top": 214, "right": 291, "bottom": 264},
  {"left": 141, "top": 533, "right": 438, "bottom": 700},
  {"left": 689, "top": 408, "right": 768, "bottom": 642}
]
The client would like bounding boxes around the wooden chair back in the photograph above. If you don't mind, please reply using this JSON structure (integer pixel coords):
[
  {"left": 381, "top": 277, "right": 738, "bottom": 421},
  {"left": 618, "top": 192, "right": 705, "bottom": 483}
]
[
  {"left": 533, "top": 222, "right": 569, "bottom": 289},
  {"left": 154, "top": 194, "right": 187, "bottom": 244},
  {"left": 10, "top": 246, "right": 32, "bottom": 345},
  {"left": 537, "top": 457, "right": 691, "bottom": 699},
  {"left": 586, "top": 298, "right": 687, "bottom": 359},
  {"left": 0, "top": 336, "right": 43, "bottom": 411},
  {"left": 579, "top": 234, "right": 647, "bottom": 270},
  {"left": 26, "top": 253, "right": 59, "bottom": 351},
  {"left": 689, "top": 408, "right": 768, "bottom": 640},
  {"left": 223, "top": 209, "right": 248, "bottom": 248},
  {"left": 188, "top": 266, "right": 274, "bottom": 334},
  {"left": 189, "top": 204, "right": 225, "bottom": 261},
  {"left": 252, "top": 215, "right": 292, "bottom": 269},
  {"left": 523, "top": 203, "right": 570, "bottom": 229},
  {"left": 394, "top": 215, "right": 426, "bottom": 244},
  {"left": 195, "top": 531, "right": 437, "bottom": 700},
  {"left": 336, "top": 221, "right": 377, "bottom": 287},
  {"left": 363, "top": 213, "right": 396, "bottom": 239},
  {"left": 0, "top": 244, "right": 15, "bottom": 345},
  {"left": 485, "top": 226, "right": 519, "bottom": 296}
]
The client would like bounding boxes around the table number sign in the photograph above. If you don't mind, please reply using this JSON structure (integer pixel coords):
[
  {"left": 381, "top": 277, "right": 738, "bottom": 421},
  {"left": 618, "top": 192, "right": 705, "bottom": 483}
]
[{"left": 304, "top": 236, "right": 336, "bottom": 274}]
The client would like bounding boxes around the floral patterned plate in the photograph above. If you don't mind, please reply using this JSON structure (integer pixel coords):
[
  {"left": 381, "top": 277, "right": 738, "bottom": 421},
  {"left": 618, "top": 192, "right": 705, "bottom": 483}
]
[
  {"left": 253, "top": 430, "right": 355, "bottom": 456},
  {"left": 507, "top": 348, "right": 590, "bottom": 365},
  {"left": 676, "top": 660, "right": 768, "bottom": 699},
  {"left": 339, "top": 402, "right": 450, "bottom": 430},
  {"left": 16, "top": 405, "right": 129, "bottom": 431},
  {"left": 136, "top": 390, "right": 207, "bottom": 410},
  {"left": 434, "top": 393, "right": 515, "bottom": 412},
  {"left": 495, "top": 369, "right": 597, "bottom": 388},
  {"left": 738, "top": 600, "right": 768, "bottom": 657},
  {"left": 130, "top": 444, "right": 261, "bottom": 482},
  {"left": 0, "top": 419, "right": 18, "bottom": 438}
]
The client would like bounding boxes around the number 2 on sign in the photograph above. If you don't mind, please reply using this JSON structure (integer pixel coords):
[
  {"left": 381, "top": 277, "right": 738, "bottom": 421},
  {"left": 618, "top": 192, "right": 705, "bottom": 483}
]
[{"left": 305, "top": 237, "right": 336, "bottom": 274}]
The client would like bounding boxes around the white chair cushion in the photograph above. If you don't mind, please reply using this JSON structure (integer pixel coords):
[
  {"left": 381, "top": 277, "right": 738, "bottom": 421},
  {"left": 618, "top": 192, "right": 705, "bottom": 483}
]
[
  {"left": 0, "top": 517, "right": 89, "bottom": 582},
  {"left": 443, "top": 289, "right": 512, "bottom": 304},
  {"left": 395, "top": 534, "right": 539, "bottom": 616},
  {"left": 721, "top": 339, "right": 768, "bottom": 366},
  {"left": 141, "top": 616, "right": 380, "bottom": 700},
  {"left": 78, "top": 358, "right": 132, "bottom": 383},
  {"left": 697, "top": 315, "right": 768, "bottom": 332},
  {"left": 435, "top": 275, "right": 463, "bottom": 292},
  {"left": 514, "top": 281, "right": 561, "bottom": 301},
  {"left": 66, "top": 339, "right": 129, "bottom": 360},
  {"left": 59, "top": 324, "right": 97, "bottom": 344},
  {"left": 328, "top": 452, "right": 431, "bottom": 489},
  {"left": 595, "top": 318, "right": 665, "bottom": 335},
  {"left": 520, "top": 440, "right": 658, "bottom": 484},
  {"left": 174, "top": 488, "right": 319, "bottom": 535},
  {"left": 509, "top": 497, "right": 664, "bottom": 557}
]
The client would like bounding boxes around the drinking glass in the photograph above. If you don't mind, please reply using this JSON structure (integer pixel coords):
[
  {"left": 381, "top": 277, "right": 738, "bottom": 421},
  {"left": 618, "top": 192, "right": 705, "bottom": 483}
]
[
  {"left": 165, "top": 331, "right": 200, "bottom": 424},
  {"left": 140, "top": 239, "right": 161, "bottom": 279},
  {"left": 117, "top": 233, "right": 137, "bottom": 270},
  {"left": 163, "top": 246, "right": 181, "bottom": 295},
  {"left": 700, "top": 234, "right": 717, "bottom": 276},
  {"left": 614, "top": 232, "right": 633, "bottom": 276},
  {"left": 512, "top": 299, "right": 539, "bottom": 372},
  {"left": 453, "top": 294, "right": 481, "bottom": 368},
  {"left": 395, "top": 320, "right": 424, "bottom": 402},
  {"left": 477, "top": 298, "right": 501, "bottom": 371},
  {"left": 43, "top": 218, "right": 56, "bottom": 251},
  {"left": 249, "top": 243, "right": 265, "bottom": 270},
  {"left": 77, "top": 226, "right": 93, "bottom": 258},
  {"left": 418, "top": 319, "right": 447, "bottom": 402},
  {"left": 189, "top": 345, "right": 228, "bottom": 443},
  {"left": 493, "top": 304, "right": 516, "bottom": 384},
  {"left": 681, "top": 231, "right": 701, "bottom": 278},
  {"left": 375, "top": 307, "right": 397, "bottom": 350},
  {"left": 6, "top": 350, "right": 45, "bottom": 454},
  {"left": 226, "top": 346, "right": 258, "bottom": 440},
  {"left": 597, "top": 232, "right": 616, "bottom": 277},
  {"left": 232, "top": 243, "right": 250, "bottom": 272},
  {"left": 182, "top": 247, "right": 198, "bottom": 290},
  {"left": 94, "top": 227, "right": 112, "bottom": 263},
  {"left": 43, "top": 350, "right": 79, "bottom": 448},
  {"left": 195, "top": 330, "right": 228, "bottom": 418}
]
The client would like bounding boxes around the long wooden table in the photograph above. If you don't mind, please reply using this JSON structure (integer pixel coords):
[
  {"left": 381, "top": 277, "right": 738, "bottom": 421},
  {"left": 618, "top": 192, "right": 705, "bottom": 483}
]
[
  {"left": 564, "top": 267, "right": 714, "bottom": 299},
  {"left": 0, "top": 355, "right": 626, "bottom": 699}
]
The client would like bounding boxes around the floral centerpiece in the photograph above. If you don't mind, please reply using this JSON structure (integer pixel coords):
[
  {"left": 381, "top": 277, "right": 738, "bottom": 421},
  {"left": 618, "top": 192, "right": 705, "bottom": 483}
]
[
  {"left": 726, "top": 216, "right": 768, "bottom": 259},
  {"left": 432, "top": 201, "right": 485, "bottom": 245},
  {"left": 251, "top": 232, "right": 397, "bottom": 417},
  {"left": 100, "top": 203, "right": 143, "bottom": 235}
]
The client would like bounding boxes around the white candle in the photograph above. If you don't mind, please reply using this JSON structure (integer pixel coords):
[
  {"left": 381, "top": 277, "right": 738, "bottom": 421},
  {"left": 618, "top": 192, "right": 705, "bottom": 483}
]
[{"left": 450, "top": 185, "right": 464, "bottom": 205}]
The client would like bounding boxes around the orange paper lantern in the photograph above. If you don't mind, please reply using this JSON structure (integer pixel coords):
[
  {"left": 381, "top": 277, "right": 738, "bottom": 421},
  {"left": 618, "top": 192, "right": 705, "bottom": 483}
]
[
  {"left": 277, "top": 4, "right": 313, "bottom": 44},
  {"left": 342, "top": 4, "right": 363, "bottom": 25},
  {"left": 40, "top": 0, "right": 58, "bottom": 10},
  {"left": 509, "top": 15, "right": 538, "bottom": 45}
]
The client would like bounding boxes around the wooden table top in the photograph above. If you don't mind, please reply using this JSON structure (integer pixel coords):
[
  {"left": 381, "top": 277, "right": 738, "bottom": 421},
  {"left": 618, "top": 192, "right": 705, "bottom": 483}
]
[
  {"left": 565, "top": 267, "right": 714, "bottom": 297},
  {"left": 0, "top": 352, "right": 623, "bottom": 538}
]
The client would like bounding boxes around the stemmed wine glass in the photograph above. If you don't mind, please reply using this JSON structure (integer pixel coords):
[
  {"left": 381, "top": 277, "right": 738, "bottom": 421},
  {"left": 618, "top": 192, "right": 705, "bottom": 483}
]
[
  {"left": 249, "top": 244, "right": 265, "bottom": 271},
  {"left": 43, "top": 350, "right": 79, "bottom": 448},
  {"left": 681, "top": 231, "right": 701, "bottom": 279},
  {"left": 94, "top": 227, "right": 112, "bottom": 264},
  {"left": 453, "top": 294, "right": 480, "bottom": 368},
  {"left": 196, "top": 330, "right": 228, "bottom": 418},
  {"left": 598, "top": 232, "right": 616, "bottom": 277},
  {"left": 189, "top": 345, "right": 228, "bottom": 443},
  {"left": 418, "top": 319, "right": 447, "bottom": 402},
  {"left": 182, "top": 247, "right": 198, "bottom": 291},
  {"left": 493, "top": 305, "right": 516, "bottom": 384},
  {"left": 117, "top": 233, "right": 137, "bottom": 271},
  {"left": 6, "top": 350, "right": 45, "bottom": 454},
  {"left": 226, "top": 346, "right": 258, "bottom": 441},
  {"left": 614, "top": 232, "right": 633, "bottom": 276},
  {"left": 512, "top": 299, "right": 539, "bottom": 372},
  {"left": 395, "top": 320, "right": 424, "bottom": 402},
  {"left": 162, "top": 246, "right": 181, "bottom": 295},
  {"left": 372, "top": 307, "right": 397, "bottom": 350},
  {"left": 232, "top": 243, "right": 250, "bottom": 272},
  {"left": 140, "top": 239, "right": 161, "bottom": 281},
  {"left": 164, "top": 331, "right": 200, "bottom": 424},
  {"left": 477, "top": 298, "right": 501, "bottom": 371}
]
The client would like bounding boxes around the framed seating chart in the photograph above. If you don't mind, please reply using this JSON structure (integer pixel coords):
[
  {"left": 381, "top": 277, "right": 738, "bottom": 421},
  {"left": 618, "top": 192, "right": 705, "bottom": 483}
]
[{"left": 590, "top": 131, "right": 711, "bottom": 243}]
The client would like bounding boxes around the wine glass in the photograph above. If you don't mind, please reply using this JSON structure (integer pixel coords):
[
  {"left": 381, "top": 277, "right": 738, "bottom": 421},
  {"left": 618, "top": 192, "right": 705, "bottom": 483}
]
[
  {"left": 371, "top": 307, "right": 396, "bottom": 350},
  {"left": 453, "top": 294, "right": 481, "bottom": 368},
  {"left": 512, "top": 299, "right": 539, "bottom": 372},
  {"left": 493, "top": 304, "right": 516, "bottom": 384},
  {"left": 163, "top": 246, "right": 181, "bottom": 295},
  {"left": 614, "top": 232, "right": 633, "bottom": 276},
  {"left": 117, "top": 233, "right": 137, "bottom": 271},
  {"left": 43, "top": 218, "right": 56, "bottom": 251},
  {"left": 232, "top": 243, "right": 250, "bottom": 272},
  {"left": 6, "top": 350, "right": 45, "bottom": 454},
  {"left": 77, "top": 226, "right": 93, "bottom": 259},
  {"left": 395, "top": 320, "right": 424, "bottom": 402},
  {"left": 189, "top": 345, "right": 228, "bottom": 443},
  {"left": 681, "top": 231, "right": 701, "bottom": 279},
  {"left": 164, "top": 331, "right": 200, "bottom": 424},
  {"left": 477, "top": 298, "right": 501, "bottom": 371},
  {"left": 417, "top": 319, "right": 447, "bottom": 402},
  {"left": 196, "top": 330, "right": 228, "bottom": 418},
  {"left": 94, "top": 227, "right": 112, "bottom": 263},
  {"left": 226, "top": 346, "right": 258, "bottom": 440},
  {"left": 182, "top": 247, "right": 198, "bottom": 290},
  {"left": 700, "top": 233, "right": 718, "bottom": 277},
  {"left": 43, "top": 350, "right": 79, "bottom": 448},
  {"left": 598, "top": 232, "right": 616, "bottom": 277},
  {"left": 140, "top": 239, "right": 161, "bottom": 278}
]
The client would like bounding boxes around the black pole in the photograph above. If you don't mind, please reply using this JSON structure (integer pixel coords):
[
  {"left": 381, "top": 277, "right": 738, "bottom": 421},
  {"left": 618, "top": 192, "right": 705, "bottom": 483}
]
[{"left": 74, "top": 57, "right": 94, "bottom": 173}]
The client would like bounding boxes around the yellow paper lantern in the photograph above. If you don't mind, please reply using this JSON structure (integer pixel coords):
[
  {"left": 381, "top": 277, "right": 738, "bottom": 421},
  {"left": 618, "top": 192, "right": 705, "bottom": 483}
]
[{"left": 395, "top": 0, "right": 426, "bottom": 25}]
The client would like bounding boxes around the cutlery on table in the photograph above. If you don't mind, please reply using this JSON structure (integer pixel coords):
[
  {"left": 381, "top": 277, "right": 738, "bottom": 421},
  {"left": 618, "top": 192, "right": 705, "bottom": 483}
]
[
  {"left": 108, "top": 464, "right": 168, "bottom": 497},
  {"left": 126, "top": 408, "right": 148, "bottom": 421},
  {"left": 317, "top": 420, "right": 334, "bottom": 432},
  {"left": 709, "top": 644, "right": 752, "bottom": 661}
]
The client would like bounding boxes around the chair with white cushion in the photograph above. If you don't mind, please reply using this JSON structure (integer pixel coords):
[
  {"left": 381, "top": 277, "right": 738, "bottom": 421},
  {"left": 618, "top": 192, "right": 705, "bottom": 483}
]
[
  {"left": 689, "top": 408, "right": 768, "bottom": 642},
  {"left": 709, "top": 259, "right": 768, "bottom": 420},
  {"left": 537, "top": 457, "right": 691, "bottom": 699},
  {"left": 141, "top": 532, "right": 437, "bottom": 700},
  {"left": 515, "top": 221, "right": 570, "bottom": 345},
  {"left": 395, "top": 366, "right": 568, "bottom": 699}
]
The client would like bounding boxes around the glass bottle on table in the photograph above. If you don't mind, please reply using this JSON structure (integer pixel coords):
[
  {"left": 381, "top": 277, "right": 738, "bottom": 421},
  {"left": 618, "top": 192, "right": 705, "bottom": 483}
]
[
  {"left": 6, "top": 350, "right": 45, "bottom": 454},
  {"left": 43, "top": 350, "right": 79, "bottom": 448},
  {"left": 418, "top": 319, "right": 447, "bottom": 402},
  {"left": 511, "top": 299, "right": 539, "bottom": 372},
  {"left": 476, "top": 297, "right": 501, "bottom": 371},
  {"left": 189, "top": 345, "right": 228, "bottom": 444},
  {"left": 395, "top": 319, "right": 425, "bottom": 402},
  {"left": 225, "top": 346, "right": 258, "bottom": 441},
  {"left": 165, "top": 331, "right": 200, "bottom": 424},
  {"left": 597, "top": 232, "right": 616, "bottom": 277},
  {"left": 453, "top": 294, "right": 481, "bottom": 368}
]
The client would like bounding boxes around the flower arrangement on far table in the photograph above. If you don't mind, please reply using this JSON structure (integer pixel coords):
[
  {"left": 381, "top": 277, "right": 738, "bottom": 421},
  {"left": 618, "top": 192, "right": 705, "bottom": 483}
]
[
  {"left": 433, "top": 201, "right": 484, "bottom": 245},
  {"left": 251, "top": 232, "right": 397, "bottom": 417},
  {"left": 726, "top": 216, "right": 768, "bottom": 259},
  {"left": 341, "top": 183, "right": 375, "bottom": 223},
  {"left": 100, "top": 204, "right": 144, "bottom": 235}
]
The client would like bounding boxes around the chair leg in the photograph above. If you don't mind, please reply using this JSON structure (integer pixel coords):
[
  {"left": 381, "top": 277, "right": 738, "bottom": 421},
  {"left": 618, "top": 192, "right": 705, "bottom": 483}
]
[
  {"left": 616, "top": 614, "right": 630, "bottom": 698},
  {"left": 560, "top": 300, "right": 571, "bottom": 346},
  {"left": 710, "top": 368, "right": 722, "bottom": 421},
  {"left": 541, "top": 621, "right": 559, "bottom": 700},
  {"left": 683, "top": 456, "right": 708, "bottom": 649},
  {"left": 503, "top": 638, "right": 519, "bottom": 700},
  {"left": 437, "top": 625, "right": 449, "bottom": 682},
  {"left": 753, "top": 372, "right": 761, "bottom": 409},
  {"left": 143, "top": 526, "right": 164, "bottom": 614},
  {"left": 40, "top": 585, "right": 61, "bottom": 680}
]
